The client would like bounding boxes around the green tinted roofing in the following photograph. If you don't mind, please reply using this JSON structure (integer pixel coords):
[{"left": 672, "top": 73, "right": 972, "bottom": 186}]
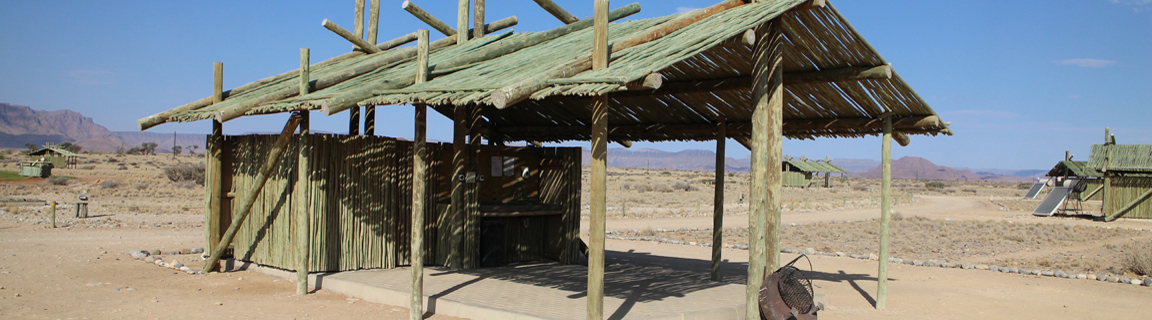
[
  {"left": 1089, "top": 144, "right": 1152, "bottom": 173},
  {"left": 28, "top": 147, "right": 80, "bottom": 157},
  {"left": 783, "top": 160, "right": 847, "bottom": 174},
  {"left": 1047, "top": 160, "right": 1101, "bottom": 178}
]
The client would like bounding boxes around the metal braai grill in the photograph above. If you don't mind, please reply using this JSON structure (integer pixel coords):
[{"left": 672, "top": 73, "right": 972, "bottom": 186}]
[{"left": 776, "top": 266, "right": 814, "bottom": 314}]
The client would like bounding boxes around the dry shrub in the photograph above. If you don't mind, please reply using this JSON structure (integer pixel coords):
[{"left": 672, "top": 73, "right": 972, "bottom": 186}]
[
  {"left": 1017, "top": 182, "right": 1032, "bottom": 189},
  {"left": 100, "top": 180, "right": 121, "bottom": 189},
  {"left": 925, "top": 181, "right": 947, "bottom": 189},
  {"left": 636, "top": 184, "right": 654, "bottom": 193},
  {"left": 4, "top": 203, "right": 22, "bottom": 215},
  {"left": 671, "top": 181, "right": 697, "bottom": 192},
  {"left": 79, "top": 165, "right": 96, "bottom": 170},
  {"left": 47, "top": 177, "right": 70, "bottom": 186},
  {"left": 654, "top": 184, "right": 673, "bottom": 193},
  {"left": 1121, "top": 240, "right": 1152, "bottom": 276},
  {"left": 163, "top": 162, "right": 205, "bottom": 185}
]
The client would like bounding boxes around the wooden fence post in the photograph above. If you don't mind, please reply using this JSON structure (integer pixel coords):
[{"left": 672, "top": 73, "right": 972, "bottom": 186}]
[
  {"left": 876, "top": 115, "right": 892, "bottom": 309},
  {"left": 712, "top": 120, "right": 725, "bottom": 282},
  {"left": 295, "top": 48, "right": 312, "bottom": 296},
  {"left": 205, "top": 62, "right": 225, "bottom": 271}
]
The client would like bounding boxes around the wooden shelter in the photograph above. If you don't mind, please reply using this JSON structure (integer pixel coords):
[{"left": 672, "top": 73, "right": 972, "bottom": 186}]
[
  {"left": 782, "top": 158, "right": 847, "bottom": 187},
  {"left": 27, "top": 145, "right": 80, "bottom": 169},
  {"left": 138, "top": 0, "right": 950, "bottom": 317},
  {"left": 1089, "top": 143, "right": 1152, "bottom": 220},
  {"left": 1046, "top": 160, "right": 1103, "bottom": 201}
]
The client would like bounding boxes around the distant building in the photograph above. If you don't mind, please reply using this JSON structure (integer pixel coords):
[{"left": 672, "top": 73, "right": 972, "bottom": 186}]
[
  {"left": 1088, "top": 144, "right": 1152, "bottom": 220},
  {"left": 782, "top": 159, "right": 847, "bottom": 188}
]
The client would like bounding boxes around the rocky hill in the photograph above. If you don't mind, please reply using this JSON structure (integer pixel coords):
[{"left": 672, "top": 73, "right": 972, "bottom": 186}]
[{"left": 0, "top": 103, "right": 125, "bottom": 151}]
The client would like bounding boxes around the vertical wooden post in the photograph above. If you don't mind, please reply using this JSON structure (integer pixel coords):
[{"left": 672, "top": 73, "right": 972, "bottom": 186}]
[
  {"left": 711, "top": 120, "right": 726, "bottom": 282},
  {"left": 458, "top": 0, "right": 470, "bottom": 44},
  {"left": 473, "top": 0, "right": 485, "bottom": 39},
  {"left": 588, "top": 2, "right": 609, "bottom": 319},
  {"left": 876, "top": 116, "right": 893, "bottom": 309},
  {"left": 364, "top": 106, "right": 376, "bottom": 136},
  {"left": 50, "top": 202, "right": 56, "bottom": 228},
  {"left": 748, "top": 18, "right": 784, "bottom": 317},
  {"left": 368, "top": 0, "right": 380, "bottom": 44},
  {"left": 447, "top": 104, "right": 468, "bottom": 269},
  {"left": 1103, "top": 127, "right": 1111, "bottom": 216},
  {"left": 350, "top": 108, "right": 361, "bottom": 135},
  {"left": 296, "top": 49, "right": 312, "bottom": 296},
  {"left": 410, "top": 29, "right": 430, "bottom": 320},
  {"left": 349, "top": 0, "right": 365, "bottom": 136},
  {"left": 206, "top": 62, "right": 225, "bottom": 272}
]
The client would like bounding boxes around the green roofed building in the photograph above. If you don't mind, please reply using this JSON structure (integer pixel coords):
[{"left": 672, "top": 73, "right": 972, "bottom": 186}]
[
  {"left": 1088, "top": 144, "right": 1152, "bottom": 220},
  {"left": 1046, "top": 160, "right": 1103, "bottom": 202},
  {"left": 782, "top": 159, "right": 847, "bottom": 188}
]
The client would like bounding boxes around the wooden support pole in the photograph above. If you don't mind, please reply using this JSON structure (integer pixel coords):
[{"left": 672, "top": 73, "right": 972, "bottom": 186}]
[
  {"left": 402, "top": 1, "right": 458, "bottom": 37},
  {"left": 447, "top": 104, "right": 468, "bottom": 269},
  {"left": 876, "top": 116, "right": 893, "bottom": 309},
  {"left": 322, "top": 19, "right": 381, "bottom": 54},
  {"left": 588, "top": 2, "right": 609, "bottom": 319},
  {"left": 201, "top": 114, "right": 302, "bottom": 274},
  {"left": 364, "top": 106, "right": 375, "bottom": 135},
  {"left": 369, "top": 0, "right": 380, "bottom": 44},
  {"left": 295, "top": 50, "right": 311, "bottom": 296},
  {"left": 1103, "top": 127, "right": 1112, "bottom": 216},
  {"left": 458, "top": 0, "right": 470, "bottom": 44},
  {"left": 473, "top": 0, "right": 485, "bottom": 39},
  {"left": 533, "top": 0, "right": 580, "bottom": 24},
  {"left": 747, "top": 18, "right": 784, "bottom": 317},
  {"left": 355, "top": 0, "right": 365, "bottom": 42},
  {"left": 410, "top": 29, "right": 430, "bottom": 320},
  {"left": 349, "top": 106, "right": 360, "bottom": 135},
  {"left": 205, "top": 62, "right": 225, "bottom": 271},
  {"left": 711, "top": 120, "right": 726, "bottom": 282}
]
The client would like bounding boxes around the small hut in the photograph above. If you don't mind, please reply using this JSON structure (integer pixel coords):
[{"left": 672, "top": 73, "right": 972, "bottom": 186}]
[
  {"left": 1045, "top": 160, "right": 1102, "bottom": 201},
  {"left": 27, "top": 145, "right": 80, "bottom": 169},
  {"left": 1088, "top": 143, "right": 1152, "bottom": 220},
  {"left": 781, "top": 158, "right": 847, "bottom": 188}
]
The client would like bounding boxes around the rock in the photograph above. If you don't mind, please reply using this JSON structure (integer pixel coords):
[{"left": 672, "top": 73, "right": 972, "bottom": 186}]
[
  {"left": 154, "top": 260, "right": 165, "bottom": 266},
  {"left": 1144, "top": 278, "right": 1152, "bottom": 286},
  {"left": 1042, "top": 270, "right": 1054, "bottom": 277},
  {"left": 962, "top": 263, "right": 974, "bottom": 270},
  {"left": 1054, "top": 271, "right": 1067, "bottom": 278},
  {"left": 806, "top": 248, "right": 815, "bottom": 255},
  {"left": 1107, "top": 276, "right": 1119, "bottom": 283},
  {"left": 924, "top": 261, "right": 936, "bottom": 267},
  {"left": 1097, "top": 275, "right": 1108, "bottom": 281},
  {"left": 164, "top": 251, "right": 180, "bottom": 256},
  {"left": 976, "top": 264, "right": 989, "bottom": 270},
  {"left": 1086, "top": 274, "right": 1096, "bottom": 281},
  {"left": 1008, "top": 267, "right": 1019, "bottom": 274},
  {"left": 989, "top": 266, "right": 999, "bottom": 272},
  {"left": 1120, "top": 278, "right": 1131, "bottom": 284},
  {"left": 782, "top": 248, "right": 793, "bottom": 254},
  {"left": 172, "top": 263, "right": 184, "bottom": 269},
  {"left": 150, "top": 249, "right": 161, "bottom": 256},
  {"left": 179, "top": 266, "right": 192, "bottom": 272},
  {"left": 1031, "top": 269, "right": 1041, "bottom": 276},
  {"left": 869, "top": 253, "right": 878, "bottom": 261},
  {"left": 129, "top": 250, "right": 149, "bottom": 260},
  {"left": 835, "top": 252, "right": 846, "bottom": 257},
  {"left": 144, "top": 257, "right": 156, "bottom": 263},
  {"left": 1076, "top": 274, "right": 1087, "bottom": 280},
  {"left": 191, "top": 247, "right": 205, "bottom": 254},
  {"left": 178, "top": 249, "right": 191, "bottom": 255},
  {"left": 894, "top": 258, "right": 904, "bottom": 264},
  {"left": 913, "top": 260, "right": 924, "bottom": 266}
]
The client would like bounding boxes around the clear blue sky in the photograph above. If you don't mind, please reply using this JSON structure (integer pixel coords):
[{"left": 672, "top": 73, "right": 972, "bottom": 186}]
[{"left": 1, "top": 0, "right": 1149, "bottom": 170}]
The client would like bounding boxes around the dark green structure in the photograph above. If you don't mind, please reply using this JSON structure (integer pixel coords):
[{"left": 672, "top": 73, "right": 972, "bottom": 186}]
[{"left": 782, "top": 159, "right": 847, "bottom": 188}]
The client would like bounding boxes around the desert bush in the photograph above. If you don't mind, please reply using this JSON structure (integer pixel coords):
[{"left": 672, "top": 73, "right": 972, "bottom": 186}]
[
  {"left": 47, "top": 177, "right": 70, "bottom": 186},
  {"left": 116, "top": 165, "right": 127, "bottom": 170},
  {"left": 180, "top": 181, "right": 199, "bottom": 189},
  {"left": 79, "top": 165, "right": 96, "bottom": 170},
  {"left": 853, "top": 186, "right": 869, "bottom": 192},
  {"left": 962, "top": 188, "right": 977, "bottom": 193},
  {"left": 135, "top": 184, "right": 148, "bottom": 191},
  {"left": 100, "top": 180, "right": 121, "bottom": 189},
  {"left": 654, "top": 184, "right": 673, "bottom": 193},
  {"left": 106, "top": 158, "right": 118, "bottom": 163},
  {"left": 635, "top": 184, "right": 654, "bottom": 193},
  {"left": 163, "top": 162, "right": 206, "bottom": 185},
  {"left": 891, "top": 212, "right": 904, "bottom": 221},
  {"left": 660, "top": 171, "right": 671, "bottom": 176},
  {"left": 1122, "top": 240, "right": 1152, "bottom": 276},
  {"left": 1017, "top": 182, "right": 1031, "bottom": 189},
  {"left": 621, "top": 183, "right": 631, "bottom": 190},
  {"left": 924, "top": 181, "right": 947, "bottom": 189},
  {"left": 671, "top": 181, "right": 697, "bottom": 192}
]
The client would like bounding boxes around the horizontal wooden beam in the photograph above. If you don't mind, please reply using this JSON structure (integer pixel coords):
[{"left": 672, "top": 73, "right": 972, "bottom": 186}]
[
  {"left": 532, "top": 0, "right": 580, "bottom": 24},
  {"left": 606, "top": 65, "right": 891, "bottom": 98},
  {"left": 492, "top": 115, "right": 944, "bottom": 141}
]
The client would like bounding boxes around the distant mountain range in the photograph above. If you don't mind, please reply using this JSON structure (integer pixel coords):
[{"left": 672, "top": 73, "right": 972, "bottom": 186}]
[
  {"left": 582, "top": 148, "right": 1035, "bottom": 182},
  {"left": 0, "top": 103, "right": 204, "bottom": 153}
]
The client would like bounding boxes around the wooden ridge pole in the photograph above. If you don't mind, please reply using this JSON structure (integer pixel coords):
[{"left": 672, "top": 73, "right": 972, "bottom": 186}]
[
  {"left": 403, "top": 1, "right": 458, "bottom": 37},
  {"left": 473, "top": 0, "right": 485, "bottom": 39},
  {"left": 201, "top": 114, "right": 303, "bottom": 274},
  {"left": 457, "top": 0, "right": 469, "bottom": 44},
  {"left": 588, "top": 1, "right": 610, "bottom": 319},
  {"left": 205, "top": 62, "right": 225, "bottom": 272},
  {"left": 410, "top": 29, "right": 430, "bottom": 320},
  {"left": 533, "top": 0, "right": 580, "bottom": 24},
  {"left": 711, "top": 120, "right": 725, "bottom": 282},
  {"left": 747, "top": 16, "right": 784, "bottom": 318},
  {"left": 876, "top": 115, "right": 892, "bottom": 309},
  {"left": 492, "top": 0, "right": 747, "bottom": 109},
  {"left": 320, "top": 5, "right": 639, "bottom": 115},
  {"left": 295, "top": 49, "right": 311, "bottom": 296},
  {"left": 322, "top": 19, "right": 381, "bottom": 54}
]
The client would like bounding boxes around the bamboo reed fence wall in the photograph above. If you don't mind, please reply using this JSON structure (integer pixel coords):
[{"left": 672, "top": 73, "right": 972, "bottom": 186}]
[
  {"left": 781, "top": 171, "right": 812, "bottom": 188},
  {"left": 1105, "top": 176, "right": 1152, "bottom": 219},
  {"left": 207, "top": 134, "right": 581, "bottom": 272}
]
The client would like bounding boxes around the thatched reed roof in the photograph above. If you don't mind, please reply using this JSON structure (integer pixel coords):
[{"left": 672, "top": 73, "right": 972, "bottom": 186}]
[
  {"left": 783, "top": 160, "right": 846, "bottom": 174},
  {"left": 1047, "top": 160, "right": 1101, "bottom": 178},
  {"left": 140, "top": 0, "right": 950, "bottom": 144},
  {"left": 1089, "top": 145, "right": 1152, "bottom": 174}
]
